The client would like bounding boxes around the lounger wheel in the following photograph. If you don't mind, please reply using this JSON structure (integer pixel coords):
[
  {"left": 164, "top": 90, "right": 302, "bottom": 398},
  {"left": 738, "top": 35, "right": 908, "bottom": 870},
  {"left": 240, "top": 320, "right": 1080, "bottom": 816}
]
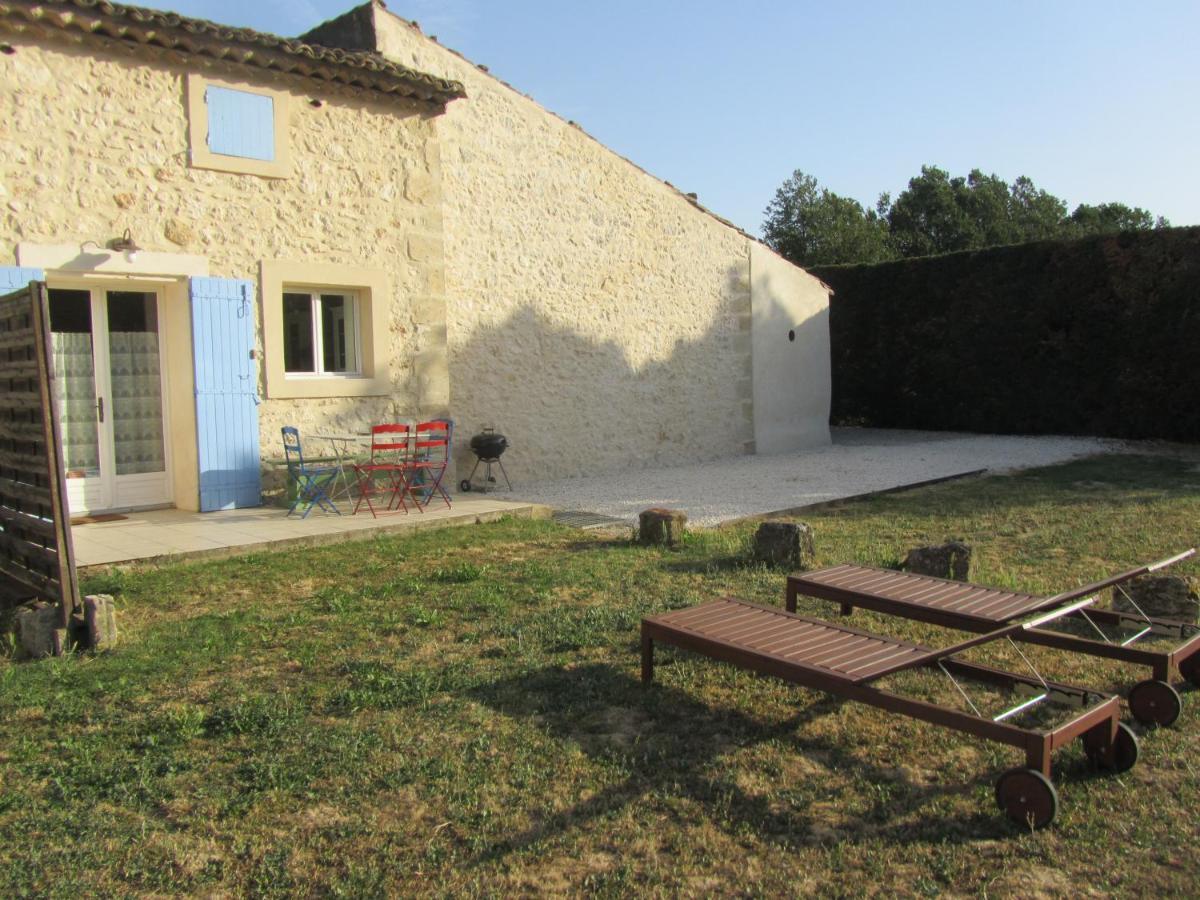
[
  {"left": 1128, "top": 679, "right": 1181, "bottom": 728},
  {"left": 995, "top": 768, "right": 1058, "bottom": 830},
  {"left": 1085, "top": 721, "right": 1140, "bottom": 773},
  {"left": 459, "top": 479, "right": 471, "bottom": 492},
  {"left": 1178, "top": 653, "right": 1200, "bottom": 688}
]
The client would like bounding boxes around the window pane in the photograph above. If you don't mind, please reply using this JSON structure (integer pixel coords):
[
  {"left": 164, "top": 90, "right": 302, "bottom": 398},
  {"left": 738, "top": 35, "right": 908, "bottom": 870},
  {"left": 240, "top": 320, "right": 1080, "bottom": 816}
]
[
  {"left": 48, "top": 289, "right": 100, "bottom": 478},
  {"left": 106, "top": 292, "right": 165, "bottom": 476},
  {"left": 320, "top": 294, "right": 357, "bottom": 373},
  {"left": 107, "top": 291, "right": 158, "bottom": 333},
  {"left": 283, "top": 293, "right": 314, "bottom": 373},
  {"left": 48, "top": 288, "right": 92, "bottom": 333}
]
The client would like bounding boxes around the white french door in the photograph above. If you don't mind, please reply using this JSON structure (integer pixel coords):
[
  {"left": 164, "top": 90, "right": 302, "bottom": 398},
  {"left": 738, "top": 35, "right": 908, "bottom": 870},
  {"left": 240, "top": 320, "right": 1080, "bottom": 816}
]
[{"left": 47, "top": 284, "right": 172, "bottom": 515}]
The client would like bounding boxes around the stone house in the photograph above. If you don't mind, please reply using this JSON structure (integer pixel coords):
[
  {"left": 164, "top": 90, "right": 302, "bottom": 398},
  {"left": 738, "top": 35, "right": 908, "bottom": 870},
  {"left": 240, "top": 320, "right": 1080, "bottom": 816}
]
[{"left": 0, "top": 0, "right": 831, "bottom": 516}]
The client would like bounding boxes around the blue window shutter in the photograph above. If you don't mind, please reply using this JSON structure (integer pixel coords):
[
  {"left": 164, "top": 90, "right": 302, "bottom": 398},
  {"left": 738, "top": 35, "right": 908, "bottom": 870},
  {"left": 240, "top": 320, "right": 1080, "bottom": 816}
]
[
  {"left": 0, "top": 266, "right": 45, "bottom": 291},
  {"left": 190, "top": 277, "right": 262, "bottom": 511},
  {"left": 206, "top": 86, "right": 275, "bottom": 161}
]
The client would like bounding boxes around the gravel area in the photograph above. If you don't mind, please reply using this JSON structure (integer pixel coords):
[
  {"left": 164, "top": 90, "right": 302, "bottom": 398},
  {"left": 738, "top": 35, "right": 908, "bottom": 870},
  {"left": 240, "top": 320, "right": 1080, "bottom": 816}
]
[{"left": 509, "top": 428, "right": 1123, "bottom": 527}]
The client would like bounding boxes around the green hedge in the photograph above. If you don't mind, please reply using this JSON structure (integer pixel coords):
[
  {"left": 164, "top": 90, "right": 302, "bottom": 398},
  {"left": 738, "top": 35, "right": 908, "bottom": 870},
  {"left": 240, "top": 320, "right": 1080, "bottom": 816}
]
[{"left": 810, "top": 227, "right": 1200, "bottom": 441}]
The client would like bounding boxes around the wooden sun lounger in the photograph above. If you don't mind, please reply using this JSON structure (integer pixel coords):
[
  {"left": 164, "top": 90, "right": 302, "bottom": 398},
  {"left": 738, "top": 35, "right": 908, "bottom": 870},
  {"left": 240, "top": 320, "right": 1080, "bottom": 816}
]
[
  {"left": 787, "top": 550, "right": 1200, "bottom": 728},
  {"left": 642, "top": 597, "right": 1136, "bottom": 829}
]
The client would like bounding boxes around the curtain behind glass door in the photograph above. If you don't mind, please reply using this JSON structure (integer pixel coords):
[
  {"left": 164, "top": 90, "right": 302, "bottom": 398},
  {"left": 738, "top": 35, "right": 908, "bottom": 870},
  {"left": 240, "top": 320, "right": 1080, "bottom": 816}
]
[
  {"left": 106, "top": 291, "right": 166, "bottom": 476},
  {"left": 47, "top": 289, "right": 101, "bottom": 478}
]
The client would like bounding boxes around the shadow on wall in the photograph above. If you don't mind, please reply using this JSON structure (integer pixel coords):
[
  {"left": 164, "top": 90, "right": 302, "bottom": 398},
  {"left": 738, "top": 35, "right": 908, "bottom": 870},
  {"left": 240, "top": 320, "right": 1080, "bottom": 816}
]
[
  {"left": 447, "top": 264, "right": 755, "bottom": 483},
  {"left": 448, "top": 259, "right": 833, "bottom": 483}
]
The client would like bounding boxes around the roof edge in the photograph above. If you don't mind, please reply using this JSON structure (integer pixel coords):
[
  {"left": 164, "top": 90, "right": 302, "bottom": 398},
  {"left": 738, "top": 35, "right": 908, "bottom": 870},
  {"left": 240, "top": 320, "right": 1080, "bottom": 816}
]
[{"left": 0, "top": 0, "right": 466, "bottom": 105}]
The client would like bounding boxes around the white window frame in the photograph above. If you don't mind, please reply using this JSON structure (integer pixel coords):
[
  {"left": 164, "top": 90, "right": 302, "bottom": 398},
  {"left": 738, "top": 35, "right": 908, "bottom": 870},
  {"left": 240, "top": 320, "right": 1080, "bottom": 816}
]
[
  {"left": 281, "top": 287, "right": 363, "bottom": 378},
  {"left": 260, "top": 259, "right": 390, "bottom": 399}
]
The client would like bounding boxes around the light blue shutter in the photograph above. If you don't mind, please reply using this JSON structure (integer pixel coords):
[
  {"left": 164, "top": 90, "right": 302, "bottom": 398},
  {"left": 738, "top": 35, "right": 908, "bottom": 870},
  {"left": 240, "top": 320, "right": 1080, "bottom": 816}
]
[
  {"left": 190, "top": 277, "right": 262, "bottom": 511},
  {"left": 206, "top": 87, "right": 275, "bottom": 161},
  {"left": 0, "top": 266, "right": 45, "bottom": 291}
]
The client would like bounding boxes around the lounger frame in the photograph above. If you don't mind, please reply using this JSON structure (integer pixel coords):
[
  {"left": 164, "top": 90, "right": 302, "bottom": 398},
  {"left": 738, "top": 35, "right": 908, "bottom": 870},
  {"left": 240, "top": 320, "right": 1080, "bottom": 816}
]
[
  {"left": 642, "top": 598, "right": 1123, "bottom": 781},
  {"left": 787, "top": 551, "right": 1200, "bottom": 686}
]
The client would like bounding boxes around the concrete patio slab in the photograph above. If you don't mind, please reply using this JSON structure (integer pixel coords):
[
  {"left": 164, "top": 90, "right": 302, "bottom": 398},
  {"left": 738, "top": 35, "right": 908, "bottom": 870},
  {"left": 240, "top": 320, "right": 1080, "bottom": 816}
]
[
  {"left": 72, "top": 497, "right": 545, "bottom": 570},
  {"left": 509, "top": 428, "right": 1124, "bottom": 527}
]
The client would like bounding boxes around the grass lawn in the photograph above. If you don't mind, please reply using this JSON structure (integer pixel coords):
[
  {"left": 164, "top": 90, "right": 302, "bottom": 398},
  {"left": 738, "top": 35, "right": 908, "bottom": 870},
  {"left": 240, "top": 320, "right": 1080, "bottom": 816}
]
[{"left": 2, "top": 453, "right": 1199, "bottom": 896}]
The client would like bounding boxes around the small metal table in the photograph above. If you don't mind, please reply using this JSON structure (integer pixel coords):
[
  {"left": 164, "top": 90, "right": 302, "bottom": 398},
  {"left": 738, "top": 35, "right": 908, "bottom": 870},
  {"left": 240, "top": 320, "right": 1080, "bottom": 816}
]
[{"left": 309, "top": 432, "right": 370, "bottom": 504}]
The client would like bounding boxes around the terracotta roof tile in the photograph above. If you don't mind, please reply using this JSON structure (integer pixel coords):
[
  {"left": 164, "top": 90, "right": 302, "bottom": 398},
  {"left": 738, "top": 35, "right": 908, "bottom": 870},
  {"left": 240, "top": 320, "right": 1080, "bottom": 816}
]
[{"left": 0, "top": 0, "right": 466, "bottom": 104}]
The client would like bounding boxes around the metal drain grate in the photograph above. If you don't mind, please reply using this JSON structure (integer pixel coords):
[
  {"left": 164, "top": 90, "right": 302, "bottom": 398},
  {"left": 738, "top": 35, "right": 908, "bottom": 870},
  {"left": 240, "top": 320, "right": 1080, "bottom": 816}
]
[{"left": 552, "top": 510, "right": 633, "bottom": 529}]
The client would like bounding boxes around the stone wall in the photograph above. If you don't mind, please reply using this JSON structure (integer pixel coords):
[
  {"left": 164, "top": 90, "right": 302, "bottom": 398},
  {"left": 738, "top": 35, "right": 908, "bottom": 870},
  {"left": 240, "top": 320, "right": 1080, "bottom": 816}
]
[
  {"left": 365, "top": 9, "right": 782, "bottom": 480},
  {"left": 0, "top": 36, "right": 449, "bottom": 505},
  {"left": 2, "top": 5, "right": 835, "bottom": 509}
]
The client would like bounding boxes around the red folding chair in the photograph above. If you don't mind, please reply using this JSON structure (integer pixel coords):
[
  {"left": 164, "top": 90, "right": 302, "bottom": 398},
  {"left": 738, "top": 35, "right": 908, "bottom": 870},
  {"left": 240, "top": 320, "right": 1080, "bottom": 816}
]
[
  {"left": 353, "top": 424, "right": 414, "bottom": 517},
  {"left": 406, "top": 420, "right": 452, "bottom": 510}
]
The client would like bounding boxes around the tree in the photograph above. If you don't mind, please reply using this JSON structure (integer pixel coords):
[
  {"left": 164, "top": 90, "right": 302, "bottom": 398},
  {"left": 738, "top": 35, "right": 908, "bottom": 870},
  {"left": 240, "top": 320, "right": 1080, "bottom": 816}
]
[
  {"left": 763, "top": 166, "right": 1171, "bottom": 266},
  {"left": 885, "top": 167, "right": 1069, "bottom": 257},
  {"left": 1009, "top": 176, "right": 1069, "bottom": 242},
  {"left": 762, "top": 171, "right": 892, "bottom": 267},
  {"left": 1068, "top": 202, "right": 1168, "bottom": 236},
  {"left": 884, "top": 166, "right": 977, "bottom": 258}
]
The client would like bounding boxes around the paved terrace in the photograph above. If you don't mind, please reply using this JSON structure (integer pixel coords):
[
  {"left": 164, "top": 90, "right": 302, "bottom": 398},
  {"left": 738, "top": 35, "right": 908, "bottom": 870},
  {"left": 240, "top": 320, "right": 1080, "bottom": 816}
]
[
  {"left": 509, "top": 428, "right": 1124, "bottom": 527},
  {"left": 72, "top": 497, "right": 543, "bottom": 570},
  {"left": 71, "top": 429, "right": 1125, "bottom": 569}
]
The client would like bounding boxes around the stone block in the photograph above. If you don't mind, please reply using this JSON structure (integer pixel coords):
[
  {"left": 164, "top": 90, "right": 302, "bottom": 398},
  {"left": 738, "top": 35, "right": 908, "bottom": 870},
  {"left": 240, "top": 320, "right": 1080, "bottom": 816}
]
[
  {"left": 903, "top": 542, "right": 972, "bottom": 581},
  {"left": 407, "top": 234, "right": 441, "bottom": 262},
  {"left": 163, "top": 216, "right": 196, "bottom": 246},
  {"left": 638, "top": 508, "right": 687, "bottom": 547},
  {"left": 753, "top": 521, "right": 815, "bottom": 569},
  {"left": 13, "top": 601, "right": 66, "bottom": 659},
  {"left": 1111, "top": 575, "right": 1198, "bottom": 622},
  {"left": 83, "top": 594, "right": 119, "bottom": 651}
]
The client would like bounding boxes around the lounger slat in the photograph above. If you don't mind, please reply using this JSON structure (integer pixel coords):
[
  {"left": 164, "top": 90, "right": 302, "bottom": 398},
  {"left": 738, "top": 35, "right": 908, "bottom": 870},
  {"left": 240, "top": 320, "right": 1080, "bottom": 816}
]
[
  {"left": 921, "top": 585, "right": 986, "bottom": 610},
  {"left": 846, "top": 646, "right": 931, "bottom": 679},
  {"left": 838, "top": 569, "right": 913, "bottom": 594},
  {"left": 645, "top": 598, "right": 930, "bottom": 683},
  {"left": 782, "top": 633, "right": 866, "bottom": 669},
  {"left": 720, "top": 614, "right": 825, "bottom": 648},
  {"left": 792, "top": 565, "right": 1049, "bottom": 623},
  {"left": 668, "top": 603, "right": 764, "bottom": 632},
  {"left": 805, "top": 636, "right": 886, "bottom": 670},
  {"left": 734, "top": 619, "right": 815, "bottom": 649},
  {"left": 718, "top": 612, "right": 807, "bottom": 644},
  {"left": 904, "top": 582, "right": 977, "bottom": 606},
  {"left": 670, "top": 604, "right": 792, "bottom": 640},
  {"left": 752, "top": 623, "right": 834, "bottom": 655},
  {"left": 828, "top": 641, "right": 926, "bottom": 678},
  {"left": 935, "top": 586, "right": 1002, "bottom": 612},
  {"left": 774, "top": 627, "right": 855, "bottom": 660}
]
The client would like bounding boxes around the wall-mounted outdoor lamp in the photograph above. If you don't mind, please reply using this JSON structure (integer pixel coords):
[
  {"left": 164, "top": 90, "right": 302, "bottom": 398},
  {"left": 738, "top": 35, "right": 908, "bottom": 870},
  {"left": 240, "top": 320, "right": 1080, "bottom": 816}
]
[{"left": 107, "top": 228, "right": 142, "bottom": 261}]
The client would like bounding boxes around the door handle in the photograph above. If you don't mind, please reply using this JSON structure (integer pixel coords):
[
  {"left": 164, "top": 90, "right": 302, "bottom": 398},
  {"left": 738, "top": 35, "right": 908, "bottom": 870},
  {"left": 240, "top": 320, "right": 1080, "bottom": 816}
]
[{"left": 97, "top": 396, "right": 104, "bottom": 423}]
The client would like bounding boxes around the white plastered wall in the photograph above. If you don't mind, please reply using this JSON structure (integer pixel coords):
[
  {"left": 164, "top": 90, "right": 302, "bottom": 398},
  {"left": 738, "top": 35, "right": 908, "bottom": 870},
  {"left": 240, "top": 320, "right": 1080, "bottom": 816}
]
[{"left": 749, "top": 243, "right": 832, "bottom": 453}]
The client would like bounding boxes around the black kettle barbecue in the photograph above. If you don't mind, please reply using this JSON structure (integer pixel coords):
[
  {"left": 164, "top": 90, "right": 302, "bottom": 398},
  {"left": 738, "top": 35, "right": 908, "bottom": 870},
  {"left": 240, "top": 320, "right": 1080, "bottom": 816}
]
[{"left": 460, "top": 426, "right": 512, "bottom": 493}]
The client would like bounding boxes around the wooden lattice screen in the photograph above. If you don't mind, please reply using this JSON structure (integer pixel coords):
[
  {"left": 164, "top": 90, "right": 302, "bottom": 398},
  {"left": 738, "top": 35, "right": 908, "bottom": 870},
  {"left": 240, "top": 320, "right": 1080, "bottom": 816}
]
[{"left": 0, "top": 281, "right": 79, "bottom": 627}]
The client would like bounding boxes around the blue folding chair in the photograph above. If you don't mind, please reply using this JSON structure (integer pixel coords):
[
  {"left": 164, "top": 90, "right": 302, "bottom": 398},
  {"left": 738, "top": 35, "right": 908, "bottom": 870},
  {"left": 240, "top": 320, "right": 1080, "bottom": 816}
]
[{"left": 281, "top": 426, "right": 342, "bottom": 518}]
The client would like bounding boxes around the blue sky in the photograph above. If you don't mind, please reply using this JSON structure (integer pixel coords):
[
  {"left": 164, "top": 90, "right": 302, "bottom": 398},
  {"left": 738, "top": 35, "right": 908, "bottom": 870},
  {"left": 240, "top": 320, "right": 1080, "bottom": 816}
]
[{"left": 143, "top": 0, "right": 1199, "bottom": 235}]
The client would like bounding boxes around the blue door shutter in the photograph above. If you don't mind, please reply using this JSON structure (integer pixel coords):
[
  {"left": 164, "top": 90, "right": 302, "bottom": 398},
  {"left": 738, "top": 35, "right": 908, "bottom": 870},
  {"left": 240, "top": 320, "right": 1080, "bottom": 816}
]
[
  {"left": 206, "top": 86, "right": 275, "bottom": 161},
  {"left": 0, "top": 266, "right": 45, "bottom": 291},
  {"left": 190, "top": 277, "right": 262, "bottom": 511}
]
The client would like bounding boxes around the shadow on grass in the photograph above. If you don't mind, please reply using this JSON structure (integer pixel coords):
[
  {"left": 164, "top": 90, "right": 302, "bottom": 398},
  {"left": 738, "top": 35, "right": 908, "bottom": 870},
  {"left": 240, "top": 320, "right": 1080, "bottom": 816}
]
[
  {"left": 660, "top": 554, "right": 752, "bottom": 575},
  {"left": 466, "top": 662, "right": 1055, "bottom": 860},
  {"left": 561, "top": 537, "right": 639, "bottom": 554}
]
